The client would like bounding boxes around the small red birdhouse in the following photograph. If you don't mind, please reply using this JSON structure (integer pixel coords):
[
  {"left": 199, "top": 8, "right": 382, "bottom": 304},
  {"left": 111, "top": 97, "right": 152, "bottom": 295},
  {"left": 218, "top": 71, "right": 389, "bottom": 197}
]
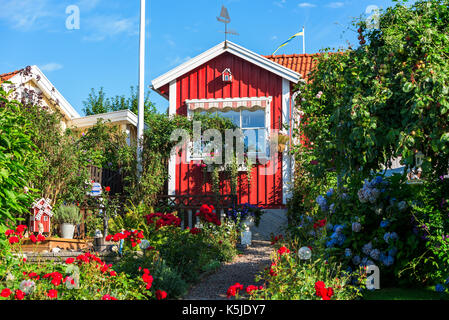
[
  {"left": 31, "top": 198, "right": 53, "bottom": 234},
  {"left": 222, "top": 68, "right": 232, "bottom": 82}
]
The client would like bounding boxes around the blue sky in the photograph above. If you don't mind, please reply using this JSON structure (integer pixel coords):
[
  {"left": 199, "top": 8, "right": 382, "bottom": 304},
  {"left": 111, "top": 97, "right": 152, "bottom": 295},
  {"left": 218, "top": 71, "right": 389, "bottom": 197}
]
[{"left": 0, "top": 0, "right": 402, "bottom": 114}]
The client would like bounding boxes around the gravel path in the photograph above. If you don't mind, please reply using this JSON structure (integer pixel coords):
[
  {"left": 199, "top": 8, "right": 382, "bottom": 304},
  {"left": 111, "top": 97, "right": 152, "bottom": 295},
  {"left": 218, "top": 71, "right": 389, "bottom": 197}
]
[{"left": 184, "top": 240, "right": 273, "bottom": 300}]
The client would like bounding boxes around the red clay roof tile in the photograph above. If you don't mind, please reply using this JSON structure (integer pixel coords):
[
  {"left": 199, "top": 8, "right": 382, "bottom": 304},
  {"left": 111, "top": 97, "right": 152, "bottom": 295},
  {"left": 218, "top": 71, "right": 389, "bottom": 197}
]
[
  {"left": 264, "top": 54, "right": 319, "bottom": 81},
  {"left": 0, "top": 69, "right": 22, "bottom": 83}
]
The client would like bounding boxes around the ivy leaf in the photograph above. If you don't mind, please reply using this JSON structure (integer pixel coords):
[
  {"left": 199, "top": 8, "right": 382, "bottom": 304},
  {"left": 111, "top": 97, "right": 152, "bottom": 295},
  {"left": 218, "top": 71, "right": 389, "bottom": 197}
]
[
  {"left": 440, "top": 132, "right": 449, "bottom": 143},
  {"left": 402, "top": 82, "right": 414, "bottom": 93}
]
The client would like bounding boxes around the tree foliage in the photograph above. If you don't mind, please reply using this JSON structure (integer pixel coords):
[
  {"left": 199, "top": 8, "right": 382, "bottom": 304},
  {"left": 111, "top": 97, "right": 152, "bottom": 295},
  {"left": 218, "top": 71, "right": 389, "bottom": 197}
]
[{"left": 295, "top": 0, "right": 449, "bottom": 184}]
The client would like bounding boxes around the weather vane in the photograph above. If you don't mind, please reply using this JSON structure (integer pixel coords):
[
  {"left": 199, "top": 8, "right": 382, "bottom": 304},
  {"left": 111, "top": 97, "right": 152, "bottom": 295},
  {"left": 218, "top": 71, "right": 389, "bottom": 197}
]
[{"left": 217, "top": 5, "right": 239, "bottom": 43}]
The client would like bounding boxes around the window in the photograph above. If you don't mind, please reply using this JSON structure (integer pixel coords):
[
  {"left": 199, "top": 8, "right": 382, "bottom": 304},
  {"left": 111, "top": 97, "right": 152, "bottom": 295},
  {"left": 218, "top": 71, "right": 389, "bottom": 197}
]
[
  {"left": 193, "top": 108, "right": 268, "bottom": 159},
  {"left": 43, "top": 216, "right": 48, "bottom": 221}
]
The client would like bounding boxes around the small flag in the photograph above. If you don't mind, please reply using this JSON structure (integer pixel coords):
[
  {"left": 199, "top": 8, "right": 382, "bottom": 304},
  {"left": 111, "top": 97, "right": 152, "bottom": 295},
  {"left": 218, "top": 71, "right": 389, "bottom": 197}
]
[{"left": 272, "top": 31, "right": 304, "bottom": 55}]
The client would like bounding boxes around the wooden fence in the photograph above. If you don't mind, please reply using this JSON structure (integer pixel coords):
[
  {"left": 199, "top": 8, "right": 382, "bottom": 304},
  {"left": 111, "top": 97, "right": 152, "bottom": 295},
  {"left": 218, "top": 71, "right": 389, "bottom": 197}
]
[{"left": 88, "top": 165, "right": 124, "bottom": 195}]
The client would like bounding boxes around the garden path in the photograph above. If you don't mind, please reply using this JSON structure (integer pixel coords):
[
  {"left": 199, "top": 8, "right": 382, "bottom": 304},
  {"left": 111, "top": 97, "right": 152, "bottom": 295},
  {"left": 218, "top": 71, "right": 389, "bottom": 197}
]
[{"left": 184, "top": 239, "right": 272, "bottom": 300}]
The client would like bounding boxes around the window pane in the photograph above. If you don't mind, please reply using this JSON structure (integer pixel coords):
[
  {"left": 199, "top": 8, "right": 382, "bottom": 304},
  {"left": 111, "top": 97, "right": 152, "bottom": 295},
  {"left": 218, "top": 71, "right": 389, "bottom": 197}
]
[
  {"left": 244, "top": 129, "right": 267, "bottom": 154},
  {"left": 242, "top": 109, "right": 265, "bottom": 128},
  {"left": 217, "top": 110, "right": 240, "bottom": 127}
]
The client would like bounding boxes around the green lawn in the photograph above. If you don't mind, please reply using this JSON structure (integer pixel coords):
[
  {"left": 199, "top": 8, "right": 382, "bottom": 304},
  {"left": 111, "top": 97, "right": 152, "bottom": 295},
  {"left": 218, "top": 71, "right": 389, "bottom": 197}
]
[{"left": 363, "top": 287, "right": 449, "bottom": 300}]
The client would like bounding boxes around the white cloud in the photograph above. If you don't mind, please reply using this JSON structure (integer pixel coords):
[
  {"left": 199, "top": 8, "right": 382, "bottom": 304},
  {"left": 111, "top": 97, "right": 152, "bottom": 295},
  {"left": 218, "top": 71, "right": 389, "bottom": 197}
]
[
  {"left": 0, "top": 0, "right": 58, "bottom": 30},
  {"left": 82, "top": 15, "right": 138, "bottom": 42},
  {"left": 327, "top": 2, "right": 344, "bottom": 8},
  {"left": 39, "top": 63, "right": 63, "bottom": 72},
  {"left": 271, "top": 35, "right": 278, "bottom": 41},
  {"left": 274, "top": 0, "right": 286, "bottom": 8},
  {"left": 298, "top": 2, "right": 316, "bottom": 8}
]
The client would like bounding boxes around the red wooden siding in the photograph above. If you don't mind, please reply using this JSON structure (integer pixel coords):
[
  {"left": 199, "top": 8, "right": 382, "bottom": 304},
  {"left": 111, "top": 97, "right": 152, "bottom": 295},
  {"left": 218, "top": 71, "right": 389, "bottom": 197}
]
[{"left": 174, "top": 52, "right": 285, "bottom": 208}]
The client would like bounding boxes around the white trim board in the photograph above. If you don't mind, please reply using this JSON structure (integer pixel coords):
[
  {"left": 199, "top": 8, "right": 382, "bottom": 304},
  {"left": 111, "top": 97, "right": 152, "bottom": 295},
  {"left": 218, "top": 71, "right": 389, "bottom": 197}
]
[
  {"left": 71, "top": 109, "right": 140, "bottom": 129},
  {"left": 168, "top": 80, "right": 177, "bottom": 196},
  {"left": 151, "top": 41, "right": 301, "bottom": 91},
  {"left": 4, "top": 66, "right": 81, "bottom": 120}
]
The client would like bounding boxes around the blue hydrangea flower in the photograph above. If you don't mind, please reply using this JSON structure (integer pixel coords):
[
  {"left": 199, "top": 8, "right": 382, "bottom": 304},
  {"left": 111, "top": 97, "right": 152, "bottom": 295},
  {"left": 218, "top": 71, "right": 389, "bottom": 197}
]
[
  {"left": 326, "top": 238, "right": 337, "bottom": 248},
  {"left": 352, "top": 255, "right": 361, "bottom": 265},
  {"left": 435, "top": 284, "right": 446, "bottom": 293},
  {"left": 390, "top": 232, "right": 398, "bottom": 241},
  {"left": 345, "top": 248, "right": 352, "bottom": 257},
  {"left": 352, "top": 222, "right": 362, "bottom": 233},
  {"left": 383, "top": 232, "right": 391, "bottom": 243},
  {"left": 374, "top": 176, "right": 383, "bottom": 184},
  {"left": 388, "top": 247, "right": 397, "bottom": 257},
  {"left": 369, "top": 249, "right": 380, "bottom": 260},
  {"left": 316, "top": 195, "right": 328, "bottom": 212},
  {"left": 381, "top": 255, "right": 394, "bottom": 266},
  {"left": 326, "top": 223, "right": 334, "bottom": 231},
  {"left": 326, "top": 188, "right": 334, "bottom": 198},
  {"left": 334, "top": 225, "right": 344, "bottom": 234},
  {"left": 380, "top": 220, "right": 389, "bottom": 228},
  {"left": 362, "top": 242, "right": 373, "bottom": 255},
  {"left": 329, "top": 203, "right": 335, "bottom": 214}
]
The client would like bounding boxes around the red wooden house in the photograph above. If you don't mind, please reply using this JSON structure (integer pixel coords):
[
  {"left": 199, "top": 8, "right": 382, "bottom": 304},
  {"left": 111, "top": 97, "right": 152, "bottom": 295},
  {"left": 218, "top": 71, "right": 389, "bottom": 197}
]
[
  {"left": 151, "top": 41, "right": 316, "bottom": 209},
  {"left": 31, "top": 198, "right": 53, "bottom": 234}
]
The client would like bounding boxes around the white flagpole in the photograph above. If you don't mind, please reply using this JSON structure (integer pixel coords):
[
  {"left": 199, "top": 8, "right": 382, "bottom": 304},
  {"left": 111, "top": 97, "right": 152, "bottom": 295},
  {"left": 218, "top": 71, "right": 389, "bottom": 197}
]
[{"left": 137, "top": 0, "right": 146, "bottom": 176}]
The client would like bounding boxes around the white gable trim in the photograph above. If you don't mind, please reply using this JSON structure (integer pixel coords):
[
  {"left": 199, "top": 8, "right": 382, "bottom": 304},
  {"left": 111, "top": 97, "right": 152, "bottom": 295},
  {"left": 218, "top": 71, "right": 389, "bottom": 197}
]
[
  {"left": 151, "top": 41, "right": 301, "bottom": 91},
  {"left": 5, "top": 66, "right": 81, "bottom": 119}
]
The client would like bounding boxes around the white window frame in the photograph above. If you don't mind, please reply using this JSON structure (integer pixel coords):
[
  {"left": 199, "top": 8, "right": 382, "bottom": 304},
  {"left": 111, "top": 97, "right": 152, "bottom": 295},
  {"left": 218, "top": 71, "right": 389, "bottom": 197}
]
[{"left": 186, "top": 97, "right": 272, "bottom": 163}]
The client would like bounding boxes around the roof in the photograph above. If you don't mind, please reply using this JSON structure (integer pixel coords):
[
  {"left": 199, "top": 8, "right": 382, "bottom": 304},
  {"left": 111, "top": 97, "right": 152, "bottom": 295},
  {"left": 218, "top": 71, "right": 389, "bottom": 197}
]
[
  {"left": 264, "top": 54, "right": 318, "bottom": 80},
  {"left": 0, "top": 65, "right": 81, "bottom": 119},
  {"left": 151, "top": 41, "right": 301, "bottom": 91},
  {"left": 71, "top": 109, "right": 143, "bottom": 129},
  {"left": 0, "top": 69, "right": 22, "bottom": 83}
]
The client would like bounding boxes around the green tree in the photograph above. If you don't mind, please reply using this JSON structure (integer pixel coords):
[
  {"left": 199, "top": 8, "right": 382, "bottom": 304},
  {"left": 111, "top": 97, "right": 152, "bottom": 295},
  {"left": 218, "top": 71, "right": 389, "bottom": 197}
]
[{"left": 82, "top": 86, "right": 156, "bottom": 122}]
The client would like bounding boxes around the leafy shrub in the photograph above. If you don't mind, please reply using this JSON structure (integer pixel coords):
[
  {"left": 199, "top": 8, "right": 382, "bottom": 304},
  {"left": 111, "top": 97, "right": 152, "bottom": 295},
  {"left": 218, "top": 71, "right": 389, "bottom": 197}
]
[
  {"left": 53, "top": 205, "right": 82, "bottom": 225},
  {"left": 0, "top": 86, "right": 39, "bottom": 248}
]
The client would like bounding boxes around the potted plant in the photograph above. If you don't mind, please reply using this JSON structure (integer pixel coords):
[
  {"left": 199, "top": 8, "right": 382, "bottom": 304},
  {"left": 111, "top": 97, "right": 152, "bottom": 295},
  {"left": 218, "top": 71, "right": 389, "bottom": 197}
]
[{"left": 54, "top": 205, "right": 82, "bottom": 239}]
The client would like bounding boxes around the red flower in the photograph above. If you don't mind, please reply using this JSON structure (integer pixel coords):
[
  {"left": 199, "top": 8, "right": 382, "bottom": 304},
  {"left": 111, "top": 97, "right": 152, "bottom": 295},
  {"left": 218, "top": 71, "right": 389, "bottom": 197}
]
[
  {"left": 16, "top": 225, "right": 27, "bottom": 233},
  {"left": 277, "top": 246, "right": 290, "bottom": 256},
  {"left": 102, "top": 294, "right": 117, "bottom": 300},
  {"left": 65, "top": 258, "right": 75, "bottom": 264},
  {"left": 245, "top": 285, "right": 259, "bottom": 295},
  {"left": 190, "top": 227, "right": 201, "bottom": 235},
  {"left": 109, "top": 270, "right": 117, "bottom": 277},
  {"left": 105, "top": 235, "right": 112, "bottom": 241},
  {"left": 105, "top": 186, "right": 111, "bottom": 192},
  {"left": 227, "top": 283, "right": 244, "bottom": 298},
  {"left": 5, "top": 229, "right": 14, "bottom": 237},
  {"left": 47, "top": 289, "right": 58, "bottom": 299},
  {"left": 15, "top": 290, "right": 25, "bottom": 300},
  {"left": 314, "top": 281, "right": 333, "bottom": 300},
  {"left": 29, "top": 234, "right": 37, "bottom": 243},
  {"left": 8, "top": 236, "right": 19, "bottom": 245},
  {"left": 28, "top": 272, "right": 39, "bottom": 280},
  {"left": 37, "top": 234, "right": 46, "bottom": 242},
  {"left": 1, "top": 288, "right": 11, "bottom": 298},
  {"left": 313, "top": 219, "right": 327, "bottom": 229},
  {"left": 156, "top": 290, "right": 167, "bottom": 300}
]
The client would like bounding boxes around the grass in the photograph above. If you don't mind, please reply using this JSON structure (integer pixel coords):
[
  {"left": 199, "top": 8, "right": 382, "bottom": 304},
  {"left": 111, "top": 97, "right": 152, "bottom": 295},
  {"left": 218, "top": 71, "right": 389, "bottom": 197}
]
[{"left": 363, "top": 287, "right": 449, "bottom": 300}]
